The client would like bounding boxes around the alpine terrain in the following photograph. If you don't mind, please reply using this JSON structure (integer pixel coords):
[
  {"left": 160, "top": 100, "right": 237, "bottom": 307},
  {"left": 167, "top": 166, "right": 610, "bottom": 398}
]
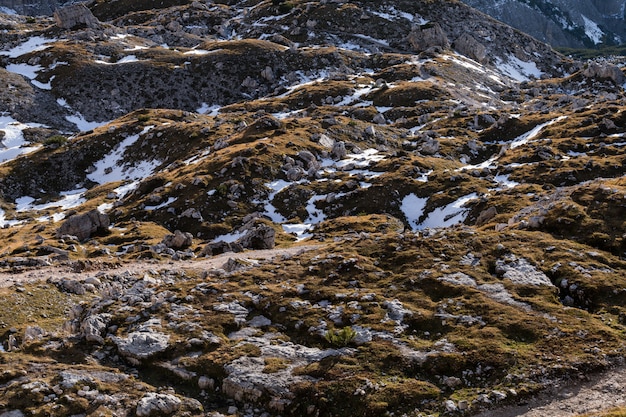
[{"left": 0, "top": 0, "right": 626, "bottom": 416}]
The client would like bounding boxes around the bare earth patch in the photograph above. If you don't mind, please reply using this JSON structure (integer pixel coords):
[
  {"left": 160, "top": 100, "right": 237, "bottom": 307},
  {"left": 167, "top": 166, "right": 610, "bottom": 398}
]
[{"left": 475, "top": 366, "right": 626, "bottom": 417}]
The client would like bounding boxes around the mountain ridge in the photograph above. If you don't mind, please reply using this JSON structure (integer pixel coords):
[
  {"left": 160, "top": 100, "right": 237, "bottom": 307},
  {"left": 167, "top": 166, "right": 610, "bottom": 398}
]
[{"left": 460, "top": 0, "right": 626, "bottom": 48}]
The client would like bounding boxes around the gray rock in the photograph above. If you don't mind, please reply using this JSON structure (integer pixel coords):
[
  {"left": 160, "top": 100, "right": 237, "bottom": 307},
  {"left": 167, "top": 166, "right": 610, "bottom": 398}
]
[
  {"left": 58, "top": 278, "right": 86, "bottom": 295},
  {"left": 296, "top": 150, "right": 320, "bottom": 171},
  {"left": 23, "top": 326, "right": 47, "bottom": 342},
  {"left": 0, "top": 411, "right": 25, "bottom": 417},
  {"left": 201, "top": 240, "right": 244, "bottom": 256},
  {"left": 54, "top": 3, "right": 100, "bottom": 30},
  {"left": 136, "top": 393, "right": 181, "bottom": 417},
  {"left": 420, "top": 138, "right": 440, "bottom": 155},
  {"left": 495, "top": 256, "right": 554, "bottom": 286},
  {"left": 372, "top": 113, "right": 386, "bottom": 125},
  {"left": 161, "top": 230, "right": 193, "bottom": 249},
  {"left": 316, "top": 134, "right": 335, "bottom": 148},
  {"left": 407, "top": 22, "right": 449, "bottom": 52},
  {"left": 582, "top": 61, "right": 625, "bottom": 85},
  {"left": 331, "top": 141, "right": 347, "bottom": 160},
  {"left": 81, "top": 313, "right": 111, "bottom": 344},
  {"left": 56, "top": 210, "right": 110, "bottom": 242},
  {"left": 475, "top": 206, "right": 498, "bottom": 226},
  {"left": 112, "top": 321, "right": 170, "bottom": 361},
  {"left": 237, "top": 225, "right": 275, "bottom": 250},
  {"left": 453, "top": 33, "right": 487, "bottom": 63},
  {"left": 223, "top": 257, "right": 259, "bottom": 273},
  {"left": 198, "top": 376, "right": 215, "bottom": 390}
]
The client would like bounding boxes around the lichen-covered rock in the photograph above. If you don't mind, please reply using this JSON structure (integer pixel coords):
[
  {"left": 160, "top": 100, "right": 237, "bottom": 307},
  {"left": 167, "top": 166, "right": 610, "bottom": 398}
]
[
  {"left": 112, "top": 320, "right": 170, "bottom": 362},
  {"left": 81, "top": 313, "right": 111, "bottom": 344},
  {"left": 136, "top": 393, "right": 181, "bottom": 417}
]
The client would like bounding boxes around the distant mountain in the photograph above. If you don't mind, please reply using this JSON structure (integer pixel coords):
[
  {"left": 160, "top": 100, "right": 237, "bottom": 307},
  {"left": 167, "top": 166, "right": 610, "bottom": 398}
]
[
  {"left": 0, "top": 0, "right": 70, "bottom": 15},
  {"left": 460, "top": 0, "right": 626, "bottom": 48}
]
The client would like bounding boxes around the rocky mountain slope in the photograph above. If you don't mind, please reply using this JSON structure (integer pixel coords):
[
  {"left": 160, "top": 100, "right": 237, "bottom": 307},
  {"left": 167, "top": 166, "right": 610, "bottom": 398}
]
[
  {"left": 0, "top": 0, "right": 626, "bottom": 416},
  {"left": 460, "top": 0, "right": 626, "bottom": 48}
]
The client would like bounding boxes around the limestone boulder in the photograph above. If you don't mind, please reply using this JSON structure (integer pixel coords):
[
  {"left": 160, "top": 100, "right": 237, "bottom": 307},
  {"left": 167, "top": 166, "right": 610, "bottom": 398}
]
[
  {"left": 54, "top": 3, "right": 100, "bottom": 30},
  {"left": 161, "top": 230, "right": 193, "bottom": 249},
  {"left": 56, "top": 210, "right": 110, "bottom": 242},
  {"left": 238, "top": 225, "right": 275, "bottom": 250},
  {"left": 582, "top": 61, "right": 625, "bottom": 85},
  {"left": 453, "top": 33, "right": 487, "bottom": 63},
  {"left": 407, "top": 23, "right": 449, "bottom": 52},
  {"left": 136, "top": 393, "right": 181, "bottom": 417}
]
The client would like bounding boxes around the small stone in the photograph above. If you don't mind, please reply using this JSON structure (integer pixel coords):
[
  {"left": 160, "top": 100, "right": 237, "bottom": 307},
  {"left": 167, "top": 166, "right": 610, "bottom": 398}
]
[{"left": 444, "top": 399, "right": 457, "bottom": 412}]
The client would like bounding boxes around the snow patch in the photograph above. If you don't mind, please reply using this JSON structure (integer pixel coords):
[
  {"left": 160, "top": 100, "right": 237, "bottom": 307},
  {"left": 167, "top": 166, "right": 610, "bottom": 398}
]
[
  {"left": 0, "top": 36, "right": 55, "bottom": 58},
  {"left": 16, "top": 188, "right": 87, "bottom": 213},
  {"left": 401, "top": 194, "right": 428, "bottom": 229},
  {"left": 87, "top": 126, "right": 159, "bottom": 184},
  {"left": 0, "top": 116, "right": 42, "bottom": 164},
  {"left": 418, "top": 193, "right": 479, "bottom": 230},
  {"left": 496, "top": 55, "right": 543, "bottom": 82},
  {"left": 581, "top": 15, "right": 604, "bottom": 45}
]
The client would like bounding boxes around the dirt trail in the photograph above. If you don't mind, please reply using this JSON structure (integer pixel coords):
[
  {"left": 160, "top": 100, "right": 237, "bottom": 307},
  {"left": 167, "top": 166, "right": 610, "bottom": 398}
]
[
  {"left": 0, "top": 244, "right": 323, "bottom": 288},
  {"left": 474, "top": 366, "right": 626, "bottom": 417}
]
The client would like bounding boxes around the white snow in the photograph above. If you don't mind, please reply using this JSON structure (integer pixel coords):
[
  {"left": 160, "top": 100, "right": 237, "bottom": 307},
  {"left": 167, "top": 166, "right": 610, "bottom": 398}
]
[
  {"left": 581, "top": 15, "right": 604, "bottom": 45},
  {"left": 5, "top": 62, "right": 43, "bottom": 80},
  {"left": 87, "top": 126, "right": 159, "bottom": 184},
  {"left": 400, "top": 194, "right": 428, "bottom": 229},
  {"left": 330, "top": 149, "right": 385, "bottom": 169},
  {"left": 278, "top": 70, "right": 330, "bottom": 98},
  {"left": 183, "top": 49, "right": 217, "bottom": 55},
  {"left": 493, "top": 174, "right": 519, "bottom": 189},
  {"left": 510, "top": 116, "right": 566, "bottom": 149},
  {"left": 0, "top": 208, "right": 22, "bottom": 227},
  {"left": 282, "top": 223, "right": 313, "bottom": 240},
  {"left": 496, "top": 55, "right": 543, "bottom": 82},
  {"left": 145, "top": 197, "right": 177, "bottom": 211},
  {"left": 95, "top": 55, "right": 140, "bottom": 65},
  {"left": 0, "top": 116, "right": 42, "bottom": 164},
  {"left": 16, "top": 188, "right": 87, "bottom": 213},
  {"left": 0, "top": 6, "right": 17, "bottom": 14},
  {"left": 196, "top": 103, "right": 221, "bottom": 116},
  {"left": 113, "top": 180, "right": 140, "bottom": 198},
  {"left": 418, "top": 193, "right": 478, "bottom": 230},
  {"left": 0, "top": 36, "right": 54, "bottom": 58},
  {"left": 214, "top": 231, "right": 246, "bottom": 243},
  {"left": 56, "top": 98, "right": 112, "bottom": 131}
]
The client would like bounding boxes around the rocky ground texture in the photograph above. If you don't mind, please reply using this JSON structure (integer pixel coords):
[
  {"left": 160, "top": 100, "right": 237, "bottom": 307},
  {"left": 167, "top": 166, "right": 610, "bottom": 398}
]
[{"left": 0, "top": 0, "right": 626, "bottom": 416}]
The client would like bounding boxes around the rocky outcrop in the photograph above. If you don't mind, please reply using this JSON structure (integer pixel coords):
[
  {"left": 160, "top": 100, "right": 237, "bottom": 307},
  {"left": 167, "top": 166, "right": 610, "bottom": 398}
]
[
  {"left": 238, "top": 224, "right": 275, "bottom": 250},
  {"left": 582, "top": 61, "right": 625, "bottom": 84},
  {"left": 55, "top": 210, "right": 110, "bottom": 241},
  {"left": 161, "top": 230, "right": 193, "bottom": 249},
  {"left": 453, "top": 33, "right": 487, "bottom": 63},
  {"left": 461, "top": 0, "right": 626, "bottom": 48},
  {"left": 136, "top": 393, "right": 181, "bottom": 417},
  {"left": 406, "top": 23, "right": 449, "bottom": 52},
  {"left": 111, "top": 319, "right": 170, "bottom": 364},
  {"left": 53, "top": 3, "right": 99, "bottom": 29}
]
